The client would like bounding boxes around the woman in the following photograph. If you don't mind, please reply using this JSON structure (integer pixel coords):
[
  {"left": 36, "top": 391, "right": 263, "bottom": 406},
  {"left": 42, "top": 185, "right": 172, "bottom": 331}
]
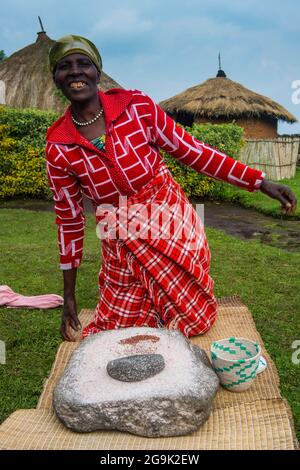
[{"left": 46, "top": 35, "right": 297, "bottom": 341}]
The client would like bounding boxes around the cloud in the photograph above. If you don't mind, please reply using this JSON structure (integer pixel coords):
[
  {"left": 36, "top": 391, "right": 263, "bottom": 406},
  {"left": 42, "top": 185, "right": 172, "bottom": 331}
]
[
  {"left": 0, "top": 0, "right": 299, "bottom": 132},
  {"left": 91, "top": 8, "right": 153, "bottom": 37}
]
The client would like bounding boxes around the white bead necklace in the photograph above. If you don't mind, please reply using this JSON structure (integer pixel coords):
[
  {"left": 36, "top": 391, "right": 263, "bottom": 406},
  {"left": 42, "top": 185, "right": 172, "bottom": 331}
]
[{"left": 71, "top": 108, "right": 104, "bottom": 127}]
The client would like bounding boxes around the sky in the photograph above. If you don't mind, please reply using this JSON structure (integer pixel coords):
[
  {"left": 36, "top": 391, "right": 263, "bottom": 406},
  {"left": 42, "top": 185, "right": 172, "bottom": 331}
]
[{"left": 1, "top": 0, "right": 300, "bottom": 133}]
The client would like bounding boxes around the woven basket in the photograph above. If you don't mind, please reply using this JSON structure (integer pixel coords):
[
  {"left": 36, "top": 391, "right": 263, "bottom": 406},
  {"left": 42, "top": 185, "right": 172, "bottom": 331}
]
[{"left": 211, "top": 337, "right": 261, "bottom": 392}]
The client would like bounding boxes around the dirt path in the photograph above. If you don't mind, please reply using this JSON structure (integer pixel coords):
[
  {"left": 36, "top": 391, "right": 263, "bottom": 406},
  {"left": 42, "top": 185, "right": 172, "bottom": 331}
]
[
  {"left": 194, "top": 200, "right": 300, "bottom": 252},
  {"left": 1, "top": 198, "right": 299, "bottom": 252}
]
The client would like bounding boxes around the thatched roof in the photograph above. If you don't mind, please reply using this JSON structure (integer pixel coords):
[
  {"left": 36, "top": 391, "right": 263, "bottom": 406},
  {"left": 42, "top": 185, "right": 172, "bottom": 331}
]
[
  {"left": 159, "top": 74, "right": 297, "bottom": 123},
  {"left": 0, "top": 32, "right": 122, "bottom": 114}
]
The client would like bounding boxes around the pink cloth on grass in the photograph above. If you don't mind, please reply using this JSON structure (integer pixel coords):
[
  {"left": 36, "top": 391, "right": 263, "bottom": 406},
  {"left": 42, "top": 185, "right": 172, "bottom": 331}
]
[{"left": 0, "top": 285, "right": 63, "bottom": 309}]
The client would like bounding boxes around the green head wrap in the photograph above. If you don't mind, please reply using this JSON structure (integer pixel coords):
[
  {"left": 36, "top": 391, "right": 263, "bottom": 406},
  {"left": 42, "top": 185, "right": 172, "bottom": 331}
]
[{"left": 49, "top": 35, "right": 102, "bottom": 74}]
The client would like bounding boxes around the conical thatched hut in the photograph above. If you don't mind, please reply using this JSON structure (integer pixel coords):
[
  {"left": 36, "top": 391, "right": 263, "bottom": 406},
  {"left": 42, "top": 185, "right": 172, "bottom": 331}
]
[
  {"left": 0, "top": 31, "right": 122, "bottom": 114},
  {"left": 159, "top": 69, "right": 297, "bottom": 138}
]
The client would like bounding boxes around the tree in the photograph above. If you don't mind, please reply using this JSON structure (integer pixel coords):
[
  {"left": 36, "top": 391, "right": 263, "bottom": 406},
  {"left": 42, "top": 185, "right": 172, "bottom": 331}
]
[{"left": 0, "top": 50, "right": 6, "bottom": 62}]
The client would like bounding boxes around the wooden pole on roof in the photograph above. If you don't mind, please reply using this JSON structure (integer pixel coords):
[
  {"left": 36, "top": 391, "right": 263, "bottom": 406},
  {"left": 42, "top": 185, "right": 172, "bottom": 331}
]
[
  {"left": 217, "top": 52, "right": 227, "bottom": 77},
  {"left": 38, "top": 16, "right": 45, "bottom": 33}
]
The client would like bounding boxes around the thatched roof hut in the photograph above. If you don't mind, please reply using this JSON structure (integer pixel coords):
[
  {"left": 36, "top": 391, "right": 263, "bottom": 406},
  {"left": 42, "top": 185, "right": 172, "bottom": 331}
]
[
  {"left": 159, "top": 69, "right": 297, "bottom": 138},
  {"left": 0, "top": 31, "right": 122, "bottom": 114}
]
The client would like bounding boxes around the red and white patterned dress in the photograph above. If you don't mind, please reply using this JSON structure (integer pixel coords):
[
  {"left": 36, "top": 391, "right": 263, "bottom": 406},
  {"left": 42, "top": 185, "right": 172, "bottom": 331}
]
[{"left": 46, "top": 88, "right": 265, "bottom": 338}]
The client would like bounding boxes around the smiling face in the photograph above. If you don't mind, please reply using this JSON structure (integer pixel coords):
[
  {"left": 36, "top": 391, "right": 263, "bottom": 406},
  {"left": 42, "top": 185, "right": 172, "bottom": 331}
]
[{"left": 53, "top": 53, "right": 100, "bottom": 102}]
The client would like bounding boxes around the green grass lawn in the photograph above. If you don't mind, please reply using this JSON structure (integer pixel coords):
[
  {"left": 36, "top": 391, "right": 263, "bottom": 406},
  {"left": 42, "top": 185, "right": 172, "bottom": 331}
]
[
  {"left": 0, "top": 208, "right": 299, "bottom": 441},
  {"left": 218, "top": 167, "right": 300, "bottom": 219}
]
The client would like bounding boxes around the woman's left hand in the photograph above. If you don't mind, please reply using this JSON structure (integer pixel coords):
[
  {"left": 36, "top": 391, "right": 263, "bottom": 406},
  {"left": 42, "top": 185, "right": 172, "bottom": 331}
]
[{"left": 260, "top": 179, "right": 297, "bottom": 214}]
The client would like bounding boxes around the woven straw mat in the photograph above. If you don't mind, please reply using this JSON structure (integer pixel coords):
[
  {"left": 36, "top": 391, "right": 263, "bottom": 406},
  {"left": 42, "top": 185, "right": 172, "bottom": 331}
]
[{"left": 0, "top": 296, "right": 298, "bottom": 450}]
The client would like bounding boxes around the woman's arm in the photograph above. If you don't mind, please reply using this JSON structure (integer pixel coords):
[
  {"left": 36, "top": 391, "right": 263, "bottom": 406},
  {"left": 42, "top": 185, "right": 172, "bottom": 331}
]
[
  {"left": 143, "top": 92, "right": 297, "bottom": 212},
  {"left": 46, "top": 143, "right": 86, "bottom": 270},
  {"left": 143, "top": 93, "right": 264, "bottom": 192},
  {"left": 46, "top": 143, "right": 85, "bottom": 340},
  {"left": 61, "top": 268, "right": 82, "bottom": 342},
  {"left": 260, "top": 179, "right": 297, "bottom": 214}
]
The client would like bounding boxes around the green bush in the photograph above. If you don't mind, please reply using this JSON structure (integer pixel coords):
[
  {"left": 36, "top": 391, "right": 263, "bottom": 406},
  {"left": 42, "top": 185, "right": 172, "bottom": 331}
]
[
  {"left": 0, "top": 106, "right": 58, "bottom": 200},
  {"left": 162, "top": 122, "right": 244, "bottom": 198},
  {"left": 0, "top": 105, "right": 58, "bottom": 147},
  {"left": 0, "top": 105, "right": 244, "bottom": 201}
]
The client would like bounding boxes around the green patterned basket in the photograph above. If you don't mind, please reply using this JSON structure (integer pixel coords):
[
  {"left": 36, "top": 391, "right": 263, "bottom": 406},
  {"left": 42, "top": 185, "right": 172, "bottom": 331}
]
[{"left": 210, "top": 337, "right": 261, "bottom": 392}]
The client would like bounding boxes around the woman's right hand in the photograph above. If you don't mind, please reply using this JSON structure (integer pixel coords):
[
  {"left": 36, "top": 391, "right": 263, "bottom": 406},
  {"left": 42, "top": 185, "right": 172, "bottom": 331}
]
[{"left": 60, "top": 296, "right": 82, "bottom": 341}]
